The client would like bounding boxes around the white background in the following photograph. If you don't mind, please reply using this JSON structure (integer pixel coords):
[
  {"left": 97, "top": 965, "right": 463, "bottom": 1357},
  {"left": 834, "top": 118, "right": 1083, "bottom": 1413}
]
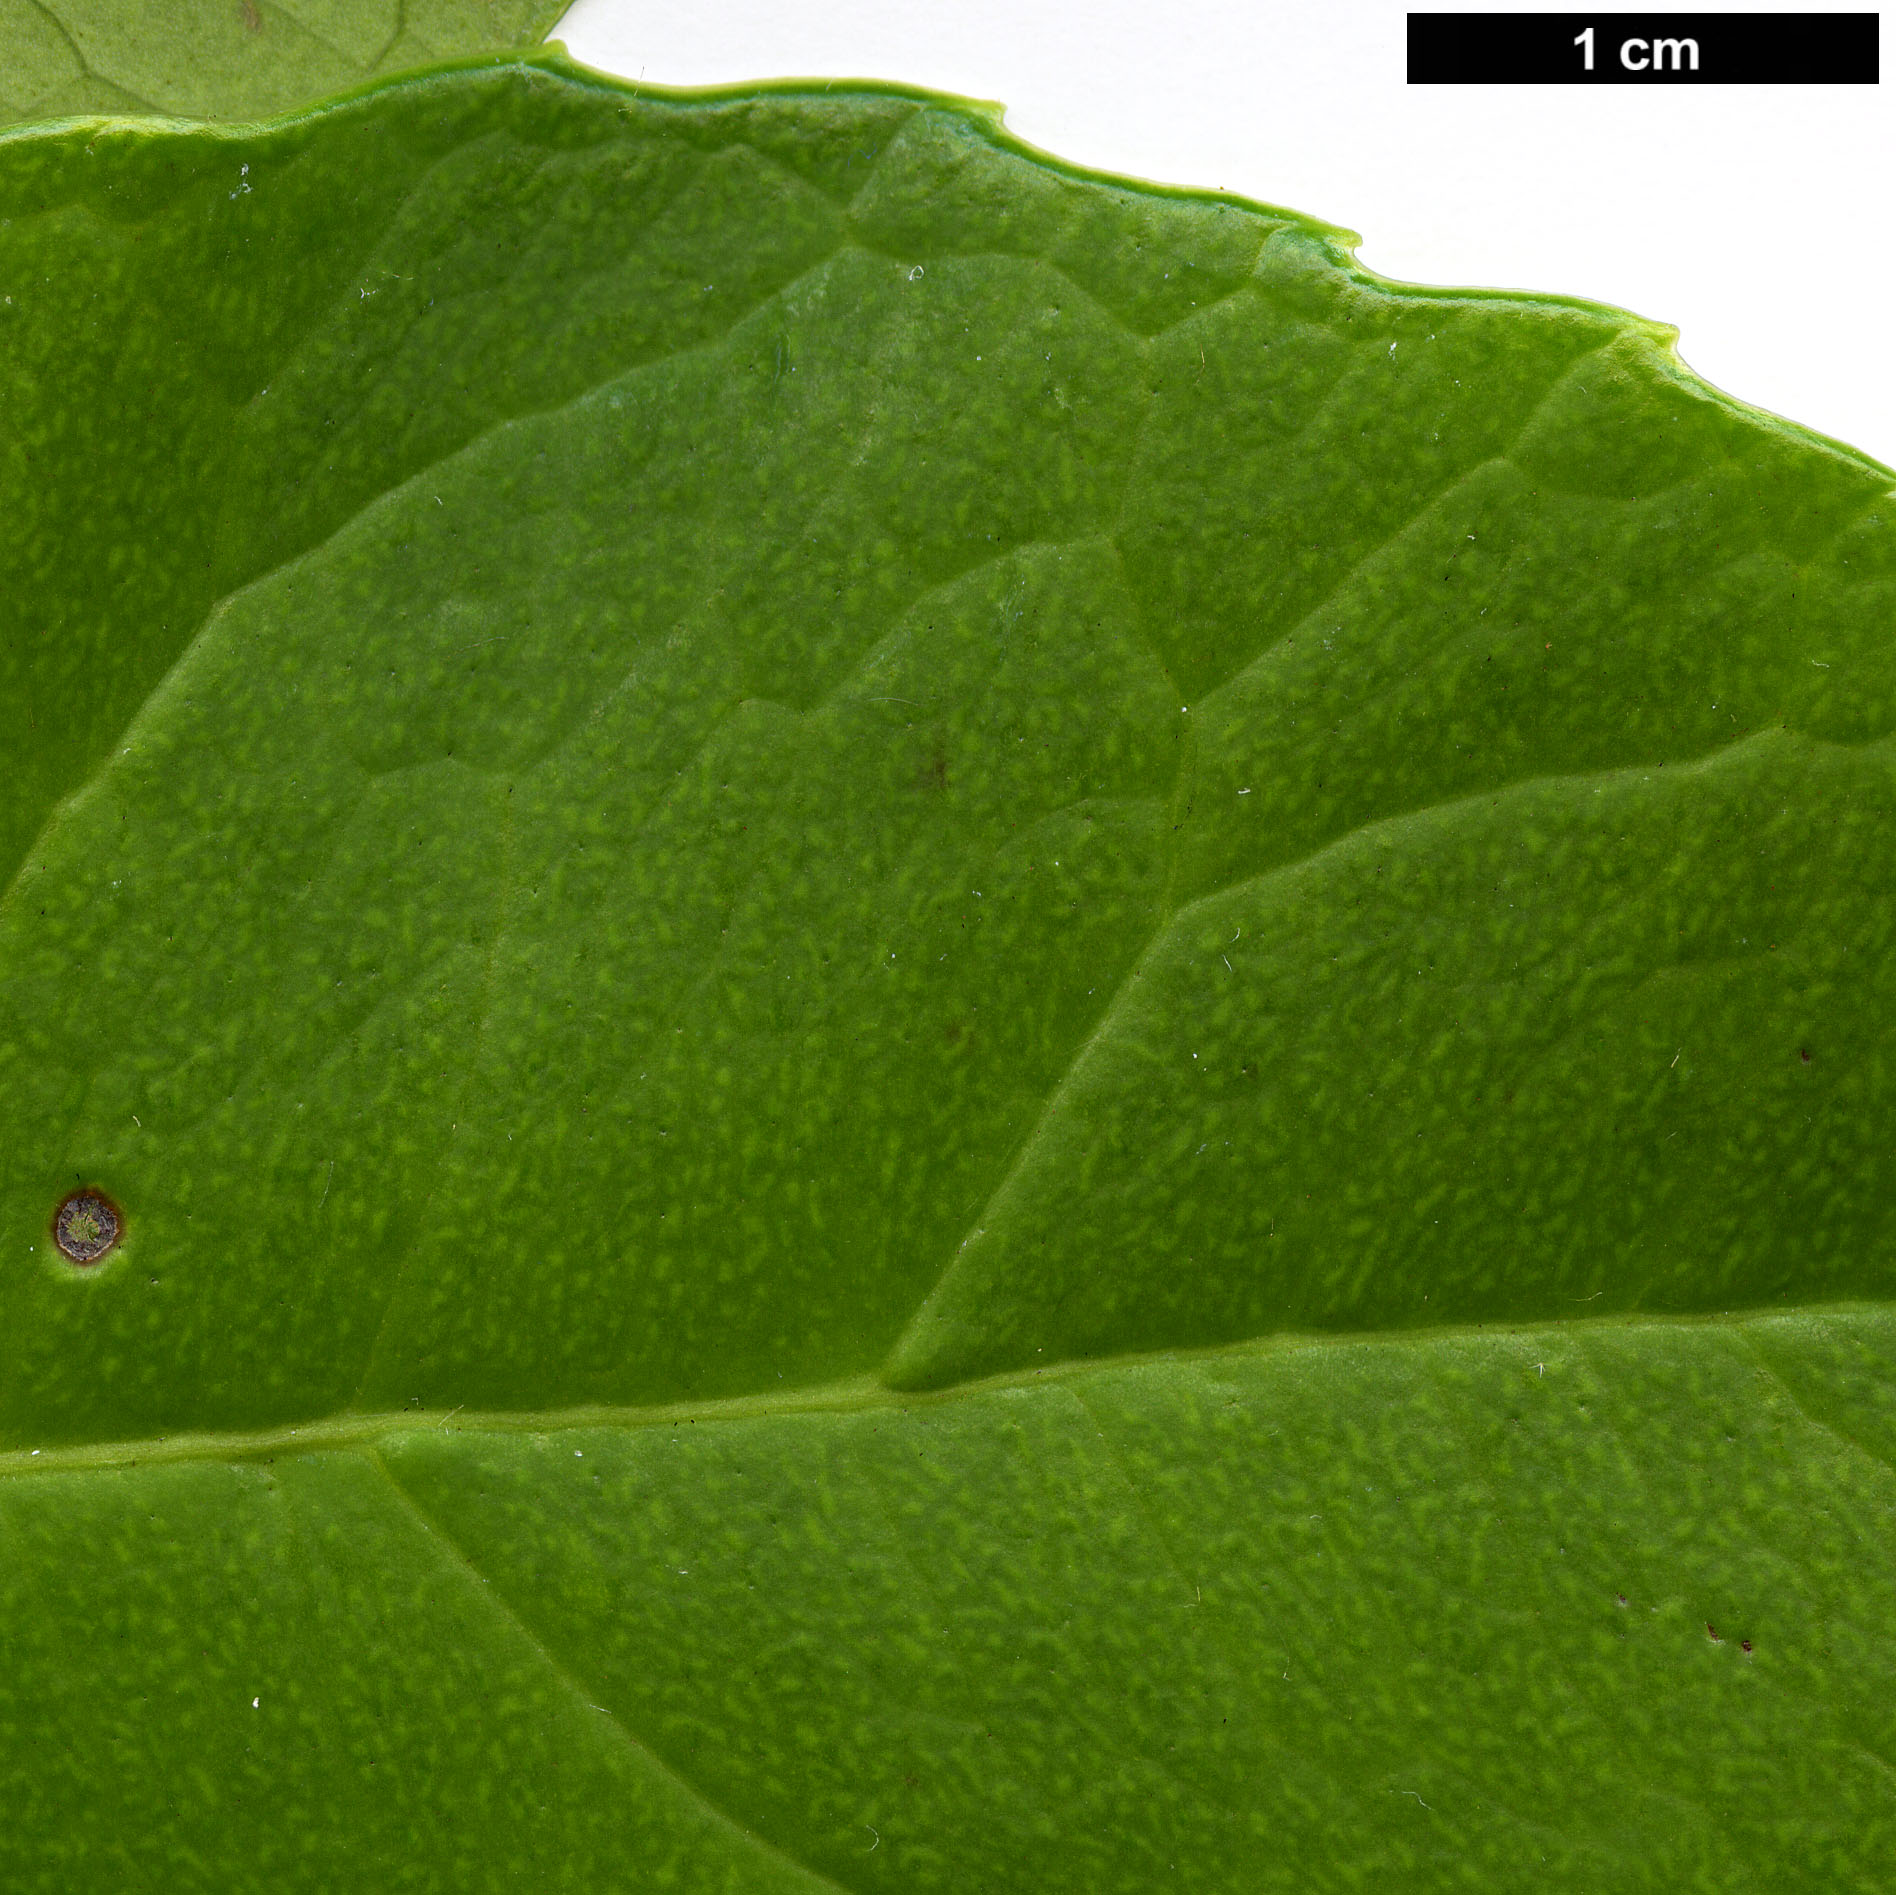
[{"left": 551, "top": 0, "right": 1894, "bottom": 472}]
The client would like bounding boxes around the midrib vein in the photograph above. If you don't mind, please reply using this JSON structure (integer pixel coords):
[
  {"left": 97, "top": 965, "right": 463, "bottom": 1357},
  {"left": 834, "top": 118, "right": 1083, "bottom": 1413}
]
[{"left": 5, "top": 1295, "right": 1889, "bottom": 1481}]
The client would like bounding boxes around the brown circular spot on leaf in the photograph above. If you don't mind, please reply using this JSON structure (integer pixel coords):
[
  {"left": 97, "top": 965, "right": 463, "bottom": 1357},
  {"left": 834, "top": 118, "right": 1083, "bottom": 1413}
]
[{"left": 54, "top": 1189, "right": 122, "bottom": 1265}]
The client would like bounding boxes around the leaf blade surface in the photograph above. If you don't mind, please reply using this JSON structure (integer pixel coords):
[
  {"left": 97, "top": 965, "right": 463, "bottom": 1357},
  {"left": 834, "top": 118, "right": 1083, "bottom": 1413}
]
[{"left": 2, "top": 52, "right": 1894, "bottom": 1888}]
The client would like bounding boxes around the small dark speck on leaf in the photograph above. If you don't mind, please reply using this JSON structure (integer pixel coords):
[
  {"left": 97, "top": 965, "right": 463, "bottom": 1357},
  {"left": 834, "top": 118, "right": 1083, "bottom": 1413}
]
[{"left": 1800, "top": 1049, "right": 1812, "bottom": 1063}]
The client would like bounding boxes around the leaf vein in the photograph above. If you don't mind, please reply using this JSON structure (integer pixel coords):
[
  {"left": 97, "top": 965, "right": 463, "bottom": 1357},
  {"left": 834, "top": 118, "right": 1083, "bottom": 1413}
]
[{"left": 364, "top": 1445, "right": 862, "bottom": 1895}]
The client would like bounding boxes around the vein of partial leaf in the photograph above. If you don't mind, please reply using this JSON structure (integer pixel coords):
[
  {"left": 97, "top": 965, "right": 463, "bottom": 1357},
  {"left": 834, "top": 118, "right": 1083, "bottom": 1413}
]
[
  {"left": 1185, "top": 724, "right": 1887, "bottom": 928},
  {"left": 877, "top": 722, "right": 1845, "bottom": 1373},
  {"left": 349, "top": 783, "right": 518, "bottom": 1408},
  {"left": 536, "top": 423, "right": 993, "bottom": 838},
  {"left": 878, "top": 387, "right": 1184, "bottom": 1369},
  {"left": 363, "top": 1447, "right": 859, "bottom": 1895},
  {"left": 249, "top": 0, "right": 412, "bottom": 76},
  {"left": 1196, "top": 340, "right": 1616, "bottom": 706},
  {"left": 894, "top": 875, "right": 1167, "bottom": 1327},
  {"left": 7, "top": 1300, "right": 1890, "bottom": 1481},
  {"left": 17, "top": 0, "right": 163, "bottom": 113},
  {"left": 882, "top": 800, "right": 1186, "bottom": 1367},
  {"left": 881, "top": 346, "right": 1620, "bottom": 1368},
  {"left": 594, "top": 530, "right": 1085, "bottom": 857},
  {"left": 0, "top": 77, "right": 870, "bottom": 880},
  {"left": 367, "top": 0, "right": 408, "bottom": 72},
  {"left": 1105, "top": 350, "right": 1189, "bottom": 713},
  {"left": 1739, "top": 1333, "right": 1896, "bottom": 1485},
  {"left": 0, "top": 238, "right": 853, "bottom": 930},
  {"left": 291, "top": 375, "right": 1082, "bottom": 1335},
  {"left": 846, "top": 233, "right": 1265, "bottom": 347}
]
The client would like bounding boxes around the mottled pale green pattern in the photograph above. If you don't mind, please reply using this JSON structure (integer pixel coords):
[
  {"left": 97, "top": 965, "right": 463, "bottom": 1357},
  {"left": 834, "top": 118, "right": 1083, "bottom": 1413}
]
[
  {"left": 2, "top": 50, "right": 1893, "bottom": 1890},
  {"left": 0, "top": 1449, "right": 835, "bottom": 1893},
  {"left": 0, "top": 0, "right": 566, "bottom": 123},
  {"left": 386, "top": 1313, "right": 1896, "bottom": 1894},
  {"left": 6, "top": 1311, "right": 1896, "bottom": 1890}
]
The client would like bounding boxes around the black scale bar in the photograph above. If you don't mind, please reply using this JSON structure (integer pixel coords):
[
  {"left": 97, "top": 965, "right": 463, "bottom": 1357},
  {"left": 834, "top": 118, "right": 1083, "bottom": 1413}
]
[{"left": 1408, "top": 13, "right": 1878, "bottom": 82}]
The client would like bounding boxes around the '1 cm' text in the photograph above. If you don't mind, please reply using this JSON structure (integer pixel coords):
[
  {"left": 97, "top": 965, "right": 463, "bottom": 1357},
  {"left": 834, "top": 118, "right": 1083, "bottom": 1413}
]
[{"left": 1573, "top": 26, "right": 1700, "bottom": 70}]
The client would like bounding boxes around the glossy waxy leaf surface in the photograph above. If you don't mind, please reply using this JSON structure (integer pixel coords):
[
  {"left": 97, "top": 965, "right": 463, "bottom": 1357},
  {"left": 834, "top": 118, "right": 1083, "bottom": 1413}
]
[{"left": 2, "top": 50, "right": 1893, "bottom": 1890}]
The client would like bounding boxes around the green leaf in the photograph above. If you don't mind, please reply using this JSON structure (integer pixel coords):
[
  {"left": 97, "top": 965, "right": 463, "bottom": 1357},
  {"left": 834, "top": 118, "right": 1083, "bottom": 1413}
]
[
  {"left": 4, "top": 49, "right": 1894, "bottom": 1888},
  {"left": 0, "top": 0, "right": 566, "bottom": 123}
]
